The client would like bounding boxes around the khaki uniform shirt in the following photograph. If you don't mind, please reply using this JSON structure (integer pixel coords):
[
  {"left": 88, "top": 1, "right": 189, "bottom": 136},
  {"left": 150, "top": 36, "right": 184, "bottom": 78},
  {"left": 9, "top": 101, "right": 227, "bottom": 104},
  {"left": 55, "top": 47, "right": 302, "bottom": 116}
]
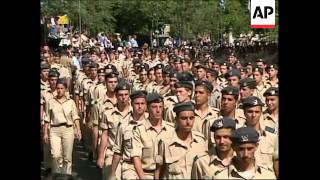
[
  {"left": 40, "top": 79, "right": 50, "bottom": 92},
  {"left": 88, "top": 83, "right": 107, "bottom": 125},
  {"left": 191, "top": 148, "right": 236, "bottom": 179},
  {"left": 100, "top": 106, "right": 133, "bottom": 156},
  {"left": 157, "top": 131, "right": 208, "bottom": 179},
  {"left": 214, "top": 159, "right": 276, "bottom": 179},
  {"left": 132, "top": 80, "right": 149, "bottom": 92},
  {"left": 255, "top": 82, "right": 271, "bottom": 104},
  {"left": 113, "top": 115, "right": 148, "bottom": 162},
  {"left": 131, "top": 120, "right": 175, "bottom": 171},
  {"left": 262, "top": 109, "right": 278, "bottom": 134},
  {"left": 44, "top": 96, "right": 80, "bottom": 126},
  {"left": 193, "top": 107, "right": 220, "bottom": 140}
]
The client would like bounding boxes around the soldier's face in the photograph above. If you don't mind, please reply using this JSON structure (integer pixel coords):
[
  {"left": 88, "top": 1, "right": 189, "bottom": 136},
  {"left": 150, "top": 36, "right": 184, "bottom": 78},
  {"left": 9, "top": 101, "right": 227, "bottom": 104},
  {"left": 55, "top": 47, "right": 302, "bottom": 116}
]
[
  {"left": 176, "top": 87, "right": 191, "bottom": 102},
  {"left": 234, "top": 143, "right": 257, "bottom": 163},
  {"left": 91, "top": 54, "right": 98, "bottom": 62},
  {"left": 195, "top": 86, "right": 209, "bottom": 105},
  {"left": 90, "top": 68, "right": 98, "bottom": 78},
  {"left": 116, "top": 90, "right": 129, "bottom": 105},
  {"left": 266, "top": 96, "right": 278, "bottom": 112},
  {"left": 244, "top": 106, "right": 262, "bottom": 127},
  {"left": 41, "top": 69, "right": 49, "bottom": 80},
  {"left": 175, "top": 62, "right": 182, "bottom": 71},
  {"left": 139, "top": 71, "right": 148, "bottom": 82},
  {"left": 148, "top": 102, "right": 164, "bottom": 120},
  {"left": 197, "top": 68, "right": 207, "bottom": 80},
  {"left": 256, "top": 62, "right": 265, "bottom": 69},
  {"left": 246, "top": 65, "right": 253, "bottom": 75},
  {"left": 106, "top": 77, "right": 118, "bottom": 92},
  {"left": 132, "top": 97, "right": 147, "bottom": 115},
  {"left": 213, "top": 65, "right": 220, "bottom": 72},
  {"left": 220, "top": 66, "right": 228, "bottom": 75},
  {"left": 169, "top": 78, "right": 178, "bottom": 91},
  {"left": 148, "top": 71, "right": 156, "bottom": 81},
  {"left": 214, "top": 128, "right": 233, "bottom": 152},
  {"left": 98, "top": 74, "right": 105, "bottom": 83},
  {"left": 228, "top": 76, "right": 240, "bottom": 87},
  {"left": 253, "top": 72, "right": 262, "bottom": 83},
  {"left": 240, "top": 71, "right": 248, "bottom": 79},
  {"left": 236, "top": 63, "right": 242, "bottom": 69},
  {"left": 267, "top": 68, "right": 278, "bottom": 78},
  {"left": 176, "top": 111, "right": 195, "bottom": 133},
  {"left": 56, "top": 84, "right": 66, "bottom": 97},
  {"left": 49, "top": 77, "right": 58, "bottom": 89},
  {"left": 206, "top": 73, "right": 214, "bottom": 83},
  {"left": 221, "top": 95, "right": 237, "bottom": 113},
  {"left": 182, "top": 62, "right": 190, "bottom": 72},
  {"left": 155, "top": 69, "right": 163, "bottom": 81},
  {"left": 240, "top": 87, "right": 254, "bottom": 100},
  {"left": 228, "top": 56, "right": 236, "bottom": 64}
]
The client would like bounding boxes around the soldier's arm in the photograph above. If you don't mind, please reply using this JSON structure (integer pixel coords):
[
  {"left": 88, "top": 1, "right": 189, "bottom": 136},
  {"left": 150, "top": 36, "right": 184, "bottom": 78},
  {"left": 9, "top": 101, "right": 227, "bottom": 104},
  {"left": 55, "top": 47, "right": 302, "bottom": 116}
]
[
  {"left": 110, "top": 153, "right": 121, "bottom": 178},
  {"left": 191, "top": 157, "right": 201, "bottom": 179},
  {"left": 131, "top": 127, "right": 145, "bottom": 179},
  {"left": 155, "top": 139, "right": 165, "bottom": 179},
  {"left": 159, "top": 85, "right": 170, "bottom": 96},
  {"left": 97, "top": 114, "right": 109, "bottom": 168},
  {"left": 110, "top": 124, "right": 123, "bottom": 177}
]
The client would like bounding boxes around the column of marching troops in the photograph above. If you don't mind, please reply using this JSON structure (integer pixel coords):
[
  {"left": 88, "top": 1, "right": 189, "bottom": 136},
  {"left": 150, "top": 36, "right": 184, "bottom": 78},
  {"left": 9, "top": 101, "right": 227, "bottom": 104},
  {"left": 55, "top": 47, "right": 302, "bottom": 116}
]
[{"left": 40, "top": 45, "right": 279, "bottom": 179}]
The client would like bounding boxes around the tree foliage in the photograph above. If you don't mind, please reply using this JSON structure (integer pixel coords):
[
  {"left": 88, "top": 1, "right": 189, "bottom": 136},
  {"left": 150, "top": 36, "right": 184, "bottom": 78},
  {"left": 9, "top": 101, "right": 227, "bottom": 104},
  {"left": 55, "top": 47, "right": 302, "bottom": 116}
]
[{"left": 41, "top": 0, "right": 278, "bottom": 41}]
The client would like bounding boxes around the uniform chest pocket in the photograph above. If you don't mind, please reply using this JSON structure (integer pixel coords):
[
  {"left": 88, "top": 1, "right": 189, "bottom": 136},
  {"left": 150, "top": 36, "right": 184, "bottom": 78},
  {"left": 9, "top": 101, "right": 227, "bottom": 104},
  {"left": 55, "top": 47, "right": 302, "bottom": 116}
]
[
  {"left": 142, "top": 147, "right": 153, "bottom": 158},
  {"left": 166, "top": 159, "right": 182, "bottom": 175}
]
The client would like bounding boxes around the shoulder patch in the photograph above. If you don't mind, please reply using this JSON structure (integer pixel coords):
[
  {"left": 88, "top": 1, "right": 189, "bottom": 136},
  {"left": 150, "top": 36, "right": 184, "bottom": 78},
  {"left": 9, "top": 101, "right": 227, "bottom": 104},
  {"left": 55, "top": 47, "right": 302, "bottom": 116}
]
[{"left": 265, "top": 126, "right": 276, "bottom": 134}]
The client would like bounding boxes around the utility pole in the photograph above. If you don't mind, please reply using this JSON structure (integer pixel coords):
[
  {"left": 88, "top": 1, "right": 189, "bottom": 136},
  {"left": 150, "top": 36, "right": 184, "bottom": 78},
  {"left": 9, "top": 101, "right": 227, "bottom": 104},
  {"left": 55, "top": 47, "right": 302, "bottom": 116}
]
[{"left": 79, "top": 0, "right": 82, "bottom": 49}]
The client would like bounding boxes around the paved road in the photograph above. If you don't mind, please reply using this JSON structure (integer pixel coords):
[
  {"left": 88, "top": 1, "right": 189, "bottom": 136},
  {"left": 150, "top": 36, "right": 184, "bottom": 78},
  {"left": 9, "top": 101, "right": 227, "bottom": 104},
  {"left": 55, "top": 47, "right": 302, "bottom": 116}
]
[{"left": 41, "top": 140, "right": 102, "bottom": 180}]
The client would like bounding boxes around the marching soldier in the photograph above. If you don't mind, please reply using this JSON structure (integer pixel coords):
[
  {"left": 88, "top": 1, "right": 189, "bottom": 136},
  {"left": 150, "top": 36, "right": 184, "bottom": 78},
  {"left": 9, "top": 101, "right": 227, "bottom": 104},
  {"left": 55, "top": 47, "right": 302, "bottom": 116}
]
[
  {"left": 163, "top": 70, "right": 179, "bottom": 111},
  {"left": 110, "top": 90, "right": 148, "bottom": 179},
  {"left": 164, "top": 81, "right": 194, "bottom": 123},
  {"left": 132, "top": 64, "right": 150, "bottom": 91},
  {"left": 192, "top": 117, "right": 236, "bottom": 179},
  {"left": 206, "top": 68, "right": 222, "bottom": 110},
  {"left": 214, "top": 127, "right": 276, "bottom": 179},
  {"left": 242, "top": 96, "right": 279, "bottom": 177},
  {"left": 245, "top": 62, "right": 254, "bottom": 78},
  {"left": 97, "top": 81, "right": 133, "bottom": 180},
  {"left": 217, "top": 62, "right": 230, "bottom": 89},
  {"left": 266, "top": 64, "right": 279, "bottom": 88},
  {"left": 256, "top": 59, "right": 269, "bottom": 82},
  {"left": 41, "top": 68, "right": 60, "bottom": 176},
  {"left": 87, "top": 68, "right": 107, "bottom": 161},
  {"left": 240, "top": 67, "right": 248, "bottom": 79},
  {"left": 41, "top": 63, "right": 51, "bottom": 92},
  {"left": 155, "top": 101, "right": 207, "bottom": 179},
  {"left": 194, "top": 80, "right": 219, "bottom": 141},
  {"left": 263, "top": 87, "right": 279, "bottom": 134},
  {"left": 43, "top": 78, "right": 82, "bottom": 175},
  {"left": 159, "top": 66, "right": 172, "bottom": 96},
  {"left": 195, "top": 64, "right": 208, "bottom": 81},
  {"left": 252, "top": 67, "right": 271, "bottom": 104},
  {"left": 239, "top": 77, "right": 257, "bottom": 101},
  {"left": 225, "top": 69, "right": 241, "bottom": 88},
  {"left": 131, "top": 93, "right": 175, "bottom": 179}
]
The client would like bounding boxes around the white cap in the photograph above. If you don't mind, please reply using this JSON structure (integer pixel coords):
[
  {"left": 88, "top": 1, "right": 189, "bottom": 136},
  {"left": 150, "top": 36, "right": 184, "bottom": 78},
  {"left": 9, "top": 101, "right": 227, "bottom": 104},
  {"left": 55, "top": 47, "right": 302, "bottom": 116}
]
[{"left": 117, "top": 47, "right": 123, "bottom": 52}]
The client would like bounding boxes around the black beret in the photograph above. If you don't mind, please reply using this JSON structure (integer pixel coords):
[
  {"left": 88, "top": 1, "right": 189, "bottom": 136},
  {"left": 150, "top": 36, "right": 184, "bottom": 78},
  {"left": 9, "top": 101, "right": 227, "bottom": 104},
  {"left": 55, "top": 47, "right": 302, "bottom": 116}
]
[
  {"left": 210, "top": 117, "right": 236, "bottom": 132},
  {"left": 148, "top": 67, "right": 155, "bottom": 73},
  {"left": 195, "top": 80, "right": 213, "bottom": 93},
  {"left": 146, "top": 92, "right": 163, "bottom": 104},
  {"left": 115, "top": 81, "right": 130, "bottom": 92},
  {"left": 56, "top": 78, "right": 67, "bottom": 87},
  {"left": 256, "top": 58, "right": 265, "bottom": 63},
  {"left": 225, "top": 69, "right": 241, "bottom": 79},
  {"left": 173, "top": 101, "right": 195, "bottom": 114},
  {"left": 242, "top": 96, "right": 264, "bottom": 108},
  {"left": 174, "top": 81, "right": 193, "bottom": 90},
  {"left": 221, "top": 86, "right": 239, "bottom": 96},
  {"left": 231, "top": 127, "right": 259, "bottom": 144},
  {"left": 253, "top": 67, "right": 263, "bottom": 74},
  {"left": 105, "top": 70, "right": 119, "bottom": 77},
  {"left": 41, "top": 63, "right": 50, "bottom": 70},
  {"left": 220, "top": 62, "right": 231, "bottom": 67},
  {"left": 162, "top": 65, "right": 171, "bottom": 74},
  {"left": 196, "top": 63, "right": 207, "bottom": 70},
  {"left": 89, "top": 62, "right": 99, "bottom": 69},
  {"left": 130, "top": 90, "right": 147, "bottom": 100},
  {"left": 105, "top": 64, "right": 117, "bottom": 71},
  {"left": 97, "top": 68, "right": 105, "bottom": 75},
  {"left": 133, "top": 59, "right": 142, "bottom": 65},
  {"left": 240, "top": 67, "right": 248, "bottom": 73},
  {"left": 266, "top": 64, "right": 278, "bottom": 70},
  {"left": 239, "top": 78, "right": 256, "bottom": 89},
  {"left": 263, "top": 87, "right": 279, "bottom": 97},
  {"left": 176, "top": 72, "right": 194, "bottom": 81},
  {"left": 245, "top": 62, "right": 253, "bottom": 66},
  {"left": 207, "top": 68, "right": 219, "bottom": 77},
  {"left": 48, "top": 68, "right": 60, "bottom": 77},
  {"left": 155, "top": 64, "right": 164, "bottom": 70},
  {"left": 169, "top": 70, "right": 178, "bottom": 78}
]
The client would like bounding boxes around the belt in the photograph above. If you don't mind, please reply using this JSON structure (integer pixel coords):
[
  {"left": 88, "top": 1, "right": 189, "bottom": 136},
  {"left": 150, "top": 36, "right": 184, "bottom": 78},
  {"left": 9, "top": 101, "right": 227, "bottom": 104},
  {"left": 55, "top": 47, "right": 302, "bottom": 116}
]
[
  {"left": 143, "top": 169, "right": 155, "bottom": 173},
  {"left": 51, "top": 123, "right": 73, "bottom": 128}
]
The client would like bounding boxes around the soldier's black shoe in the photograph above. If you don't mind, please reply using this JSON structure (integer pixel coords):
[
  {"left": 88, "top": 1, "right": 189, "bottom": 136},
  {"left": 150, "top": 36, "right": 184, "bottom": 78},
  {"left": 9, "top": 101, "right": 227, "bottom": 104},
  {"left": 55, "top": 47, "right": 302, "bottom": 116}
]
[
  {"left": 44, "top": 168, "right": 51, "bottom": 177},
  {"left": 88, "top": 152, "right": 93, "bottom": 161}
]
